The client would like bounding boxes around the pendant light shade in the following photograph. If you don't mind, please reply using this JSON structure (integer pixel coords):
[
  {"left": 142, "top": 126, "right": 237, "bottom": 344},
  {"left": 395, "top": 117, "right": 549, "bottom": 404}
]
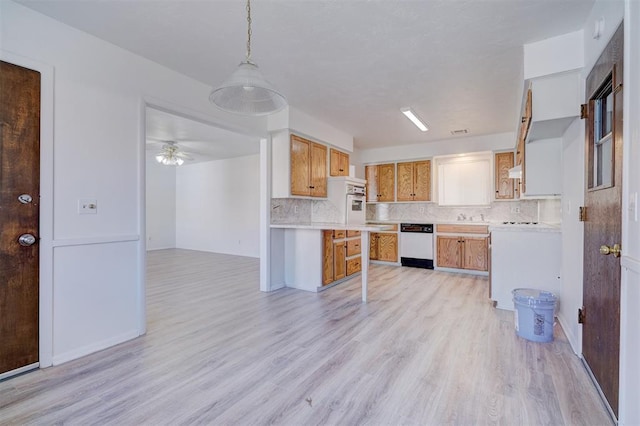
[
  {"left": 209, "top": 61, "right": 287, "bottom": 115},
  {"left": 209, "top": 0, "right": 287, "bottom": 116}
]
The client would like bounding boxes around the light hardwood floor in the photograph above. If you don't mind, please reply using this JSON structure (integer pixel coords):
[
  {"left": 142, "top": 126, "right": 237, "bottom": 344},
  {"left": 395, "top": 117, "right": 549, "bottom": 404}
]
[{"left": 1, "top": 249, "right": 612, "bottom": 425}]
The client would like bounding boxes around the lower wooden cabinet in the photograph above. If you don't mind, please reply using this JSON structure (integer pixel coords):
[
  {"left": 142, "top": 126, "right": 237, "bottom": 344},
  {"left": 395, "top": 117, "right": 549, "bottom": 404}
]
[
  {"left": 436, "top": 235, "right": 488, "bottom": 271},
  {"left": 322, "top": 229, "right": 362, "bottom": 286},
  {"left": 370, "top": 232, "right": 398, "bottom": 262}
]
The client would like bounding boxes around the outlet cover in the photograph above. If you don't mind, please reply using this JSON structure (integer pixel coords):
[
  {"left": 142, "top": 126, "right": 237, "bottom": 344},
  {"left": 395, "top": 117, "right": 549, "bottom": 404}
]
[{"left": 78, "top": 199, "right": 98, "bottom": 214}]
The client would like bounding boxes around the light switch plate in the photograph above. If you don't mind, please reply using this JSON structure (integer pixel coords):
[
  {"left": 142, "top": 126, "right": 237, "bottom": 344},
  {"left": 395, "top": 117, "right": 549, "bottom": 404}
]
[{"left": 78, "top": 199, "right": 98, "bottom": 214}]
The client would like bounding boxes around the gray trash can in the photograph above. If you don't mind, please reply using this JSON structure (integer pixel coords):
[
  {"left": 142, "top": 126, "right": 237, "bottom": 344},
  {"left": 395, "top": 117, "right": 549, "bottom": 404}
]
[{"left": 512, "top": 288, "right": 557, "bottom": 342}]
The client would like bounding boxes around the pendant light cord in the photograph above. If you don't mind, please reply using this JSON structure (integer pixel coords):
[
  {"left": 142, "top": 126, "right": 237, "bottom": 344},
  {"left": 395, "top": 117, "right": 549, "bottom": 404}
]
[{"left": 246, "top": 0, "right": 252, "bottom": 61}]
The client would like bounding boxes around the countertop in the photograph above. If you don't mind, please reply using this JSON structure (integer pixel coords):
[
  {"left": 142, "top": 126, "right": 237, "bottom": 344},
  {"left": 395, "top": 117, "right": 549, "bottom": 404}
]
[{"left": 270, "top": 222, "right": 395, "bottom": 231}]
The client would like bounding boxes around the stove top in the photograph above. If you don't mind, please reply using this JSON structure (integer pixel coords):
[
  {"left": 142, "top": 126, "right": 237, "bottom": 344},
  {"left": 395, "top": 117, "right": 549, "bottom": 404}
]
[{"left": 501, "top": 221, "right": 539, "bottom": 225}]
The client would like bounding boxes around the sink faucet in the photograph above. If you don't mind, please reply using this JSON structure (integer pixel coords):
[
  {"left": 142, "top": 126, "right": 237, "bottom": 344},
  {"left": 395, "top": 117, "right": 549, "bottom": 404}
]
[
  {"left": 480, "top": 214, "right": 485, "bottom": 222},
  {"left": 457, "top": 213, "right": 466, "bottom": 221}
]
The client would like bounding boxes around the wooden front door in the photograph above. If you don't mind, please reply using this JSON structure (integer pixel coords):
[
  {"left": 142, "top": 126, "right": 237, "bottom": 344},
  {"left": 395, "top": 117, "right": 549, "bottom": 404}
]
[
  {"left": 582, "top": 24, "right": 623, "bottom": 418},
  {"left": 0, "top": 61, "right": 41, "bottom": 377}
]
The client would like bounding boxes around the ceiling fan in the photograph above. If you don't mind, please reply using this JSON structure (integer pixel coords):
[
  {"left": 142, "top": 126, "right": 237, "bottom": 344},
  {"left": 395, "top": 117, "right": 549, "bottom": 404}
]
[{"left": 153, "top": 141, "right": 192, "bottom": 166}]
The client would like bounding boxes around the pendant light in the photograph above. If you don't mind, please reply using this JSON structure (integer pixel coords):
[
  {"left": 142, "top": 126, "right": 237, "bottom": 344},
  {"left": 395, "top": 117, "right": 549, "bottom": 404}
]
[{"left": 209, "top": 0, "right": 287, "bottom": 116}]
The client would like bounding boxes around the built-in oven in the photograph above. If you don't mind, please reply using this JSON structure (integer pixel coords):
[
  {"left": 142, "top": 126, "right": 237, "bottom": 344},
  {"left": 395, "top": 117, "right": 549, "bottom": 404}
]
[
  {"left": 400, "top": 223, "right": 434, "bottom": 269},
  {"left": 346, "top": 184, "right": 366, "bottom": 225}
]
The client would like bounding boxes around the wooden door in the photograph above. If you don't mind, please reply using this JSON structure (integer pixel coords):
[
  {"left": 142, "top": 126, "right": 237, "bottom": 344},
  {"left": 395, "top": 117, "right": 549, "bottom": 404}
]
[
  {"left": 582, "top": 24, "right": 623, "bottom": 418},
  {"left": 0, "top": 61, "right": 41, "bottom": 376},
  {"left": 322, "top": 231, "right": 334, "bottom": 285},
  {"left": 377, "top": 163, "right": 395, "bottom": 202},
  {"left": 310, "top": 142, "right": 327, "bottom": 197},
  {"left": 377, "top": 233, "right": 397, "bottom": 262},
  {"left": 365, "top": 165, "right": 378, "bottom": 202},
  {"left": 290, "top": 135, "right": 310, "bottom": 196},
  {"left": 396, "top": 162, "right": 414, "bottom": 201},
  {"left": 494, "top": 152, "right": 514, "bottom": 199},
  {"left": 334, "top": 241, "right": 346, "bottom": 280},
  {"left": 437, "top": 236, "right": 461, "bottom": 268},
  {"left": 413, "top": 160, "right": 431, "bottom": 201},
  {"left": 463, "top": 237, "right": 488, "bottom": 271}
]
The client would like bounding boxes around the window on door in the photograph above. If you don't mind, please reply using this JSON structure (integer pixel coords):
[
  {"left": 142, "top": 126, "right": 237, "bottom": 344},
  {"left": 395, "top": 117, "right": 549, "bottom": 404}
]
[{"left": 589, "top": 75, "right": 614, "bottom": 190}]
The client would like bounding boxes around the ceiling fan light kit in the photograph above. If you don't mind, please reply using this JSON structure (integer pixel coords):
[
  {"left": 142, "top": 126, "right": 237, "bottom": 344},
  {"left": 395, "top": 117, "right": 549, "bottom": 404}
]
[
  {"left": 210, "top": 0, "right": 287, "bottom": 116},
  {"left": 155, "top": 142, "right": 187, "bottom": 166}
]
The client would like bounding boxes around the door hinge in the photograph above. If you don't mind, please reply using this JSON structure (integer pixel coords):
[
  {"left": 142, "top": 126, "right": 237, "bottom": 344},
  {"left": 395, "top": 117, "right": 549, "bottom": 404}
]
[
  {"left": 578, "top": 307, "right": 586, "bottom": 324},
  {"left": 579, "top": 206, "right": 587, "bottom": 222},
  {"left": 580, "top": 104, "right": 588, "bottom": 119}
]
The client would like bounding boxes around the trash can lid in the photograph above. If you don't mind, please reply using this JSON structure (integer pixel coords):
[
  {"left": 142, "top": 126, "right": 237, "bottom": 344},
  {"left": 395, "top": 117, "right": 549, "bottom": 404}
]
[{"left": 512, "top": 288, "right": 557, "bottom": 303}]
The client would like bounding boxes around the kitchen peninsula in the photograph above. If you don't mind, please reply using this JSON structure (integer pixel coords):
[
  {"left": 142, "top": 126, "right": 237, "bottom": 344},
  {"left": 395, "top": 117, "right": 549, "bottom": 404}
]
[{"left": 270, "top": 222, "right": 394, "bottom": 302}]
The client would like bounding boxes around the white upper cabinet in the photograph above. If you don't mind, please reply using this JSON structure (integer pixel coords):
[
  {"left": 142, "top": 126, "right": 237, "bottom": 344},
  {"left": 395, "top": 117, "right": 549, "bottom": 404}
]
[
  {"left": 436, "top": 154, "right": 491, "bottom": 206},
  {"left": 527, "top": 71, "right": 581, "bottom": 142}
]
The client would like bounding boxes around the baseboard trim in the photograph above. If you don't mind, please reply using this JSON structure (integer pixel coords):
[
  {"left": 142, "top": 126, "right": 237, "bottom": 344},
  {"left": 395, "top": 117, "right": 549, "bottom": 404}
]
[
  {"left": 557, "top": 312, "right": 580, "bottom": 355},
  {"left": 51, "top": 329, "right": 140, "bottom": 365}
]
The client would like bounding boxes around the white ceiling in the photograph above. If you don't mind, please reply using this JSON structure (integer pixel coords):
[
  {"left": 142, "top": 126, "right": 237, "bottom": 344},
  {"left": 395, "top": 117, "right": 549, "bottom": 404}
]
[
  {"left": 146, "top": 108, "right": 260, "bottom": 164},
  {"left": 19, "top": 0, "right": 594, "bottom": 150}
]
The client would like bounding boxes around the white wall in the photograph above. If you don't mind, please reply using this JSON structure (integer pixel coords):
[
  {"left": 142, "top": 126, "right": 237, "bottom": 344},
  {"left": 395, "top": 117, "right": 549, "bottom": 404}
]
[
  {"left": 583, "top": 0, "right": 625, "bottom": 79},
  {"left": 353, "top": 132, "right": 515, "bottom": 178},
  {"left": 176, "top": 155, "right": 260, "bottom": 258},
  {"left": 1, "top": 1, "right": 267, "bottom": 364},
  {"left": 146, "top": 154, "right": 177, "bottom": 250},
  {"left": 524, "top": 30, "right": 584, "bottom": 79},
  {"left": 619, "top": 0, "right": 640, "bottom": 424},
  {"left": 559, "top": 118, "right": 585, "bottom": 353}
]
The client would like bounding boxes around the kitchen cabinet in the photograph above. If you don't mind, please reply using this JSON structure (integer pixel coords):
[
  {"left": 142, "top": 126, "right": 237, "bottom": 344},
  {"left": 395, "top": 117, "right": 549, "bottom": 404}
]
[
  {"left": 370, "top": 232, "right": 398, "bottom": 262},
  {"left": 291, "top": 134, "right": 327, "bottom": 197},
  {"left": 365, "top": 163, "right": 395, "bottom": 202},
  {"left": 436, "top": 156, "right": 491, "bottom": 206},
  {"left": 330, "top": 148, "right": 349, "bottom": 177},
  {"left": 334, "top": 241, "right": 346, "bottom": 280},
  {"left": 435, "top": 224, "right": 488, "bottom": 272},
  {"left": 322, "top": 229, "right": 362, "bottom": 286},
  {"left": 397, "top": 160, "right": 431, "bottom": 201},
  {"left": 494, "top": 151, "right": 514, "bottom": 200}
]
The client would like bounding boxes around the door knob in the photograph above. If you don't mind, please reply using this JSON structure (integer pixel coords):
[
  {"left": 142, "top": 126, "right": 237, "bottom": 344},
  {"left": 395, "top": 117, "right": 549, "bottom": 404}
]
[
  {"left": 599, "top": 243, "right": 621, "bottom": 257},
  {"left": 18, "top": 234, "right": 37, "bottom": 246}
]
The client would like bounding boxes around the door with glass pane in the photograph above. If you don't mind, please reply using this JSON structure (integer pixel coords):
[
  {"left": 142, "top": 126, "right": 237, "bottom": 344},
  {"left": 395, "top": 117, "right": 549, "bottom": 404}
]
[{"left": 582, "top": 23, "right": 623, "bottom": 419}]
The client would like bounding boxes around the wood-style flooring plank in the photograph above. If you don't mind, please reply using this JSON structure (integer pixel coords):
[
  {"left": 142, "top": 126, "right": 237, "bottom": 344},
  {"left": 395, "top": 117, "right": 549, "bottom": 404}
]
[{"left": 0, "top": 249, "right": 613, "bottom": 425}]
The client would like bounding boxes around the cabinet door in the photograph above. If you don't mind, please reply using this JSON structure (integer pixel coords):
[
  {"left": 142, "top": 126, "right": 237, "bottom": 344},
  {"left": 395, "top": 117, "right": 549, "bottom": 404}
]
[
  {"left": 334, "top": 241, "right": 346, "bottom": 280},
  {"left": 330, "top": 148, "right": 349, "bottom": 177},
  {"left": 377, "top": 163, "right": 395, "bottom": 202},
  {"left": 494, "top": 152, "right": 514, "bottom": 199},
  {"left": 378, "top": 233, "right": 398, "bottom": 262},
  {"left": 463, "top": 237, "right": 488, "bottom": 271},
  {"left": 437, "top": 236, "right": 462, "bottom": 268},
  {"left": 413, "top": 160, "right": 431, "bottom": 201},
  {"left": 369, "top": 232, "right": 379, "bottom": 260},
  {"left": 310, "top": 142, "right": 327, "bottom": 197},
  {"left": 290, "top": 136, "right": 310, "bottom": 196},
  {"left": 365, "top": 165, "right": 378, "bottom": 202},
  {"left": 322, "top": 230, "right": 334, "bottom": 285},
  {"left": 396, "top": 162, "right": 414, "bottom": 201}
]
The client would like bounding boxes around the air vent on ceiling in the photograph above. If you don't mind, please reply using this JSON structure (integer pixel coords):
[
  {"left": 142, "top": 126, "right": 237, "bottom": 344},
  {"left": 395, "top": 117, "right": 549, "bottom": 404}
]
[{"left": 450, "top": 129, "right": 469, "bottom": 135}]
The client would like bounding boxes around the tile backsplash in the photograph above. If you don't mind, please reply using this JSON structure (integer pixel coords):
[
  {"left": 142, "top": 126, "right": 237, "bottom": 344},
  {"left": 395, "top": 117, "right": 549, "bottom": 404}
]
[{"left": 272, "top": 198, "right": 561, "bottom": 224}]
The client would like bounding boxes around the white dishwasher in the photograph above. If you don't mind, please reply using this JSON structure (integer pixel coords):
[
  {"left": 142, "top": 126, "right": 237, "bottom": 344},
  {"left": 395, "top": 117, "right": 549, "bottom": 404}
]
[{"left": 400, "top": 223, "right": 434, "bottom": 269}]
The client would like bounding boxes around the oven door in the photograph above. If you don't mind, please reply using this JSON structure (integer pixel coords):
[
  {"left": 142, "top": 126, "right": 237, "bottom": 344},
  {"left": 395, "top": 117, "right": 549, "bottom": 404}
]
[{"left": 346, "top": 194, "right": 365, "bottom": 224}]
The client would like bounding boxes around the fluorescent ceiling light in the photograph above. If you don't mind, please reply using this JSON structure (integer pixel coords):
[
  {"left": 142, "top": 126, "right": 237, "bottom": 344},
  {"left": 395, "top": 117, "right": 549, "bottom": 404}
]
[{"left": 401, "top": 108, "right": 429, "bottom": 132}]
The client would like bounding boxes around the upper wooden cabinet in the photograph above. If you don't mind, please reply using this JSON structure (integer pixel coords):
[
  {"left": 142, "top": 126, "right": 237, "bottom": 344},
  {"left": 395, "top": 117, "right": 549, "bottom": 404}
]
[
  {"left": 290, "top": 135, "right": 327, "bottom": 198},
  {"left": 397, "top": 160, "right": 431, "bottom": 202},
  {"left": 330, "top": 148, "right": 349, "bottom": 177},
  {"left": 516, "top": 89, "right": 532, "bottom": 196},
  {"left": 365, "top": 163, "right": 395, "bottom": 202},
  {"left": 494, "top": 152, "right": 514, "bottom": 200}
]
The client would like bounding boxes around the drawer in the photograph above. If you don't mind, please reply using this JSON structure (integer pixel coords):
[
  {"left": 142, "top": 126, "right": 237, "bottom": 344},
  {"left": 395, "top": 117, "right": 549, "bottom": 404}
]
[
  {"left": 347, "top": 257, "right": 361, "bottom": 275},
  {"left": 333, "top": 230, "right": 346, "bottom": 239},
  {"left": 347, "top": 238, "right": 362, "bottom": 256},
  {"left": 436, "top": 224, "right": 489, "bottom": 234},
  {"left": 347, "top": 230, "right": 361, "bottom": 238}
]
